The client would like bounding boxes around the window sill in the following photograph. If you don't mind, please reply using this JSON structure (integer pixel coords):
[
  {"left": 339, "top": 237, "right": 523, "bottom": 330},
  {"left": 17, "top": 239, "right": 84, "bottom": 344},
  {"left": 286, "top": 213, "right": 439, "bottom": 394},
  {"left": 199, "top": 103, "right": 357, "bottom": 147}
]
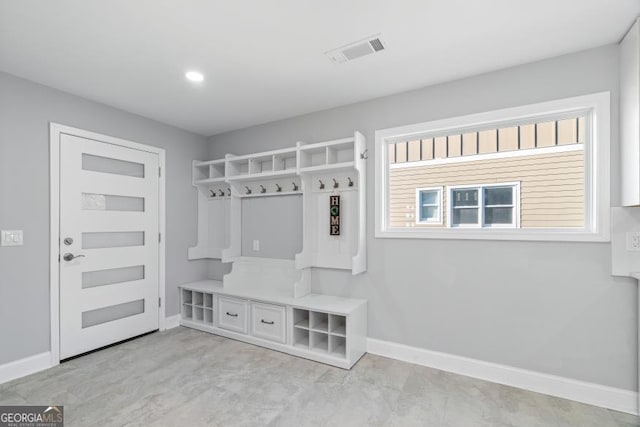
[{"left": 375, "top": 228, "right": 610, "bottom": 242}]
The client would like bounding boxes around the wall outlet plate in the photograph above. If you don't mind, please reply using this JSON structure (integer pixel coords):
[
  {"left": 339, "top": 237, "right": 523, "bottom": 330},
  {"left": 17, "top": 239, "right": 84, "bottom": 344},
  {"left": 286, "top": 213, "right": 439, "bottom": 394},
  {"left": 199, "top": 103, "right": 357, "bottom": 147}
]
[
  {"left": 1, "top": 230, "right": 23, "bottom": 246},
  {"left": 252, "top": 240, "right": 260, "bottom": 251},
  {"left": 626, "top": 231, "right": 640, "bottom": 251}
]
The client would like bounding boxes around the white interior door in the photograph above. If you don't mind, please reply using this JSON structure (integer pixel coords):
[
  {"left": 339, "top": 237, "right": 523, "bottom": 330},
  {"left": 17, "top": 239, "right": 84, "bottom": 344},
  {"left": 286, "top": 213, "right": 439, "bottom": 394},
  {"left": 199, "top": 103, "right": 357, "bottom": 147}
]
[{"left": 59, "top": 133, "right": 160, "bottom": 359}]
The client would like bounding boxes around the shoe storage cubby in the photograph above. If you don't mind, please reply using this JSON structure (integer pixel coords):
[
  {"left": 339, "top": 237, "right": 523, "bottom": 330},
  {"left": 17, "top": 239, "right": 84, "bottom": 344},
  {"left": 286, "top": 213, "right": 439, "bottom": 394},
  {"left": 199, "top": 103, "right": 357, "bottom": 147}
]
[
  {"left": 193, "top": 159, "right": 226, "bottom": 185},
  {"left": 292, "top": 308, "right": 347, "bottom": 359},
  {"left": 298, "top": 138, "right": 356, "bottom": 173},
  {"left": 181, "top": 288, "right": 215, "bottom": 326},
  {"left": 179, "top": 281, "right": 367, "bottom": 369}
]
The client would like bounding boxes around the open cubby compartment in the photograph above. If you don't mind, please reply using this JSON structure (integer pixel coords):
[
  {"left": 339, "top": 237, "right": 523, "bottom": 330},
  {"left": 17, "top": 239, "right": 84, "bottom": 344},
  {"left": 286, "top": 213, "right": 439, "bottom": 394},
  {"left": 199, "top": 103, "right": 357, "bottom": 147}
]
[
  {"left": 310, "top": 311, "right": 329, "bottom": 332},
  {"left": 274, "top": 149, "right": 298, "bottom": 172},
  {"left": 294, "top": 327, "right": 310, "bottom": 349},
  {"left": 193, "top": 159, "right": 227, "bottom": 185},
  {"left": 193, "top": 291, "right": 204, "bottom": 307},
  {"left": 209, "top": 161, "right": 226, "bottom": 179},
  {"left": 194, "top": 306, "right": 204, "bottom": 322},
  {"left": 226, "top": 156, "right": 250, "bottom": 178},
  {"left": 329, "top": 314, "right": 346, "bottom": 336},
  {"left": 204, "top": 293, "right": 213, "bottom": 308},
  {"left": 293, "top": 308, "right": 310, "bottom": 329},
  {"left": 204, "top": 308, "right": 213, "bottom": 324},
  {"left": 329, "top": 335, "right": 346, "bottom": 358},
  {"left": 311, "top": 331, "right": 329, "bottom": 353},
  {"left": 326, "top": 138, "right": 355, "bottom": 165},
  {"left": 249, "top": 154, "right": 274, "bottom": 175},
  {"left": 299, "top": 145, "right": 327, "bottom": 169},
  {"left": 182, "top": 303, "right": 193, "bottom": 320},
  {"left": 182, "top": 289, "right": 193, "bottom": 304},
  {"left": 193, "top": 161, "right": 210, "bottom": 182}
]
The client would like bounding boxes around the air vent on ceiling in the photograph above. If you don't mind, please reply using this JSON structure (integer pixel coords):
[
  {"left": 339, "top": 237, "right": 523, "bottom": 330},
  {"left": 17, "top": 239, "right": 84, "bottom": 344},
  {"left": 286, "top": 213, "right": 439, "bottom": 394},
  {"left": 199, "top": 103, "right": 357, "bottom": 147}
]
[{"left": 325, "top": 34, "right": 386, "bottom": 64}]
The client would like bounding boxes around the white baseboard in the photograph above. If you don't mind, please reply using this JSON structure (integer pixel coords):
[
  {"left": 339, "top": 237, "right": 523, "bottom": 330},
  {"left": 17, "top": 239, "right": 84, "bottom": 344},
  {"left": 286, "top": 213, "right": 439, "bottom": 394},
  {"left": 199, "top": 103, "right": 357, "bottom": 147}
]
[
  {"left": 164, "top": 315, "right": 180, "bottom": 330},
  {"left": 0, "top": 352, "right": 53, "bottom": 385},
  {"left": 367, "top": 338, "right": 638, "bottom": 416}
]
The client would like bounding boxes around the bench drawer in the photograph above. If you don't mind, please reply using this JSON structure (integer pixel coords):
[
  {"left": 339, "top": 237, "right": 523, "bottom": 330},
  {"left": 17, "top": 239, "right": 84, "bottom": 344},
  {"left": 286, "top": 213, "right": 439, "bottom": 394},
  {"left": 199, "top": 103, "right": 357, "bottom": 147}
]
[
  {"left": 251, "top": 302, "right": 286, "bottom": 343},
  {"left": 218, "top": 296, "right": 248, "bottom": 334}
]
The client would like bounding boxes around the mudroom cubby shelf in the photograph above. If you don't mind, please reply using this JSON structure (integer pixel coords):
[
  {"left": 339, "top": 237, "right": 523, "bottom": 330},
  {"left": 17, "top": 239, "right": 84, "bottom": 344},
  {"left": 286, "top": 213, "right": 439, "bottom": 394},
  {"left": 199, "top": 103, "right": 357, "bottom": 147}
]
[
  {"left": 292, "top": 309, "right": 348, "bottom": 358},
  {"left": 179, "top": 280, "right": 367, "bottom": 369},
  {"left": 188, "top": 131, "right": 367, "bottom": 275},
  {"left": 225, "top": 147, "right": 298, "bottom": 182},
  {"left": 181, "top": 289, "right": 215, "bottom": 326},
  {"left": 186, "top": 132, "right": 368, "bottom": 367}
]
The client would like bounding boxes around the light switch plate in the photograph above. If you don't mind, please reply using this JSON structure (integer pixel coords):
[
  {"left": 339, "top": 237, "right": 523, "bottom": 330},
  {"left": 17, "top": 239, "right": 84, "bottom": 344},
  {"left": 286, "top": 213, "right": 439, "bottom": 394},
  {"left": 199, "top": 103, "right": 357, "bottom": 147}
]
[
  {"left": 1, "top": 230, "right": 23, "bottom": 246},
  {"left": 626, "top": 231, "right": 640, "bottom": 251}
]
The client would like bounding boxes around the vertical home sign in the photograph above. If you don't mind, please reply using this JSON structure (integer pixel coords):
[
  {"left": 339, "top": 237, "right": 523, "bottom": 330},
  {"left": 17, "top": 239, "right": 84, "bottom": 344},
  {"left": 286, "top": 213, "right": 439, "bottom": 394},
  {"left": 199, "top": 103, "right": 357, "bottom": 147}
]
[{"left": 330, "top": 195, "right": 340, "bottom": 236}]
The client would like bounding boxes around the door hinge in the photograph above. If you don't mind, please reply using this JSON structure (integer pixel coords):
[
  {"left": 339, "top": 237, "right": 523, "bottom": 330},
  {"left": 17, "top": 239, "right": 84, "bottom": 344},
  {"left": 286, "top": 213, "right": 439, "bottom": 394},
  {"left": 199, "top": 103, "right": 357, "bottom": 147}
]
[
  {"left": 158, "top": 232, "right": 161, "bottom": 243},
  {"left": 159, "top": 167, "right": 161, "bottom": 177},
  {"left": 158, "top": 297, "right": 162, "bottom": 307}
]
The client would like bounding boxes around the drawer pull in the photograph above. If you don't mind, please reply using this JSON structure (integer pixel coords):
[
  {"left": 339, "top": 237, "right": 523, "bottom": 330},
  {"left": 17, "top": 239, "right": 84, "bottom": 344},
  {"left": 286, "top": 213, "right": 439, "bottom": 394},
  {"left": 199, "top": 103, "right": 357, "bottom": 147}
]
[
  {"left": 261, "top": 319, "right": 274, "bottom": 325},
  {"left": 226, "top": 312, "right": 238, "bottom": 317}
]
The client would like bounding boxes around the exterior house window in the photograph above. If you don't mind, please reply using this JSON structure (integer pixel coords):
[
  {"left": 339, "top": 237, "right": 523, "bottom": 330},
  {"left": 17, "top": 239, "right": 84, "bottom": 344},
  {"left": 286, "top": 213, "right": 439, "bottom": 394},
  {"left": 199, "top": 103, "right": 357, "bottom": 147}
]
[
  {"left": 375, "top": 93, "right": 610, "bottom": 241},
  {"left": 449, "top": 183, "right": 520, "bottom": 228},
  {"left": 416, "top": 187, "right": 442, "bottom": 224}
]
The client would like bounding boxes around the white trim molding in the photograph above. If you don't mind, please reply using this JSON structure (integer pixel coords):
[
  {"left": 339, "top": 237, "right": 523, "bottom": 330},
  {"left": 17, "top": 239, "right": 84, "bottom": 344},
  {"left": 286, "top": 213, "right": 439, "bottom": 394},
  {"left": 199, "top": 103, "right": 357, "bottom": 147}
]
[
  {"left": 367, "top": 338, "right": 638, "bottom": 415},
  {"left": 49, "top": 123, "right": 167, "bottom": 365},
  {"left": 375, "top": 92, "right": 611, "bottom": 242},
  {"left": 0, "top": 352, "right": 53, "bottom": 385},
  {"left": 165, "top": 315, "right": 181, "bottom": 329}
]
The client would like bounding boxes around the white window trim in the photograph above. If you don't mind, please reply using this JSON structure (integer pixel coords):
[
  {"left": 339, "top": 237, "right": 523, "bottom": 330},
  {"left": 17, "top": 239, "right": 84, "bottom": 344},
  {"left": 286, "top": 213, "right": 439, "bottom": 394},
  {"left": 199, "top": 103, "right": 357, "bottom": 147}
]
[
  {"left": 375, "top": 92, "right": 610, "bottom": 242},
  {"left": 447, "top": 182, "right": 521, "bottom": 229},
  {"left": 415, "top": 186, "right": 443, "bottom": 225}
]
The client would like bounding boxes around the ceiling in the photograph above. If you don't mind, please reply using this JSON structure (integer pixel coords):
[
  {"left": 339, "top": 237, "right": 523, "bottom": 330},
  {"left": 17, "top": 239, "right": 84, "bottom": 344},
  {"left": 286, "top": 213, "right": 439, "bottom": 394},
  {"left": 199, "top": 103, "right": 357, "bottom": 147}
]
[{"left": 0, "top": 1, "right": 638, "bottom": 136}]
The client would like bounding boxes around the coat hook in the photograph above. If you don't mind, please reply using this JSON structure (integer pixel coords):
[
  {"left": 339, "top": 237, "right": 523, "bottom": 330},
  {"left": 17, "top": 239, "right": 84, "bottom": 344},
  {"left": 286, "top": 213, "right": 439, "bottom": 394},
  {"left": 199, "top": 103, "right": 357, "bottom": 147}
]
[
  {"left": 333, "top": 178, "right": 339, "bottom": 188},
  {"left": 260, "top": 185, "right": 267, "bottom": 193},
  {"left": 360, "top": 149, "right": 369, "bottom": 160},
  {"left": 292, "top": 182, "right": 298, "bottom": 191},
  {"left": 275, "top": 184, "right": 282, "bottom": 192},
  {"left": 319, "top": 179, "right": 325, "bottom": 190},
  {"left": 218, "top": 189, "right": 225, "bottom": 197},
  {"left": 210, "top": 190, "right": 215, "bottom": 197},
  {"left": 245, "top": 186, "right": 252, "bottom": 195},
  {"left": 347, "top": 177, "right": 354, "bottom": 187}
]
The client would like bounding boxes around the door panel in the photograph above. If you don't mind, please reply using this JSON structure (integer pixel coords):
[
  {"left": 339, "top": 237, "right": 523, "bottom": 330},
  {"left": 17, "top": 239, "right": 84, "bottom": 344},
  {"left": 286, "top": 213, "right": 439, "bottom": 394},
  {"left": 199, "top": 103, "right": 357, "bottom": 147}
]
[{"left": 59, "top": 133, "right": 159, "bottom": 359}]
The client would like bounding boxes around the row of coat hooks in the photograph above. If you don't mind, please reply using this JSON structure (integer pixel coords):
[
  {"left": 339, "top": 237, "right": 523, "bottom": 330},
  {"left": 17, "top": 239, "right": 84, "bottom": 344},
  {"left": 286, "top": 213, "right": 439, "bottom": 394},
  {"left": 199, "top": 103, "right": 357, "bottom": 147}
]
[
  {"left": 244, "top": 182, "right": 299, "bottom": 195},
  {"left": 318, "top": 177, "right": 354, "bottom": 190},
  {"left": 209, "top": 176, "right": 355, "bottom": 196},
  {"left": 210, "top": 188, "right": 231, "bottom": 197}
]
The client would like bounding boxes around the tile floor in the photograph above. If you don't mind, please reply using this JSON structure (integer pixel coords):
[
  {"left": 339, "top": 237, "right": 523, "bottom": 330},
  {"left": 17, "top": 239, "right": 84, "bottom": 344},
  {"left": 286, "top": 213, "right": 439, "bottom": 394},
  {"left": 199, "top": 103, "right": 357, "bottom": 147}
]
[{"left": 0, "top": 327, "right": 637, "bottom": 426}]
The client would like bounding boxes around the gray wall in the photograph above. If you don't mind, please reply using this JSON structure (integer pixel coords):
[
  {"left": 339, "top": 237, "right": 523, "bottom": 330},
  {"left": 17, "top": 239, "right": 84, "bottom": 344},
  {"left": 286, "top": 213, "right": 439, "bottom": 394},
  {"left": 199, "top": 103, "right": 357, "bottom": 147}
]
[
  {"left": 208, "top": 45, "right": 638, "bottom": 391},
  {"left": 0, "top": 72, "right": 209, "bottom": 365},
  {"left": 241, "top": 196, "right": 302, "bottom": 259}
]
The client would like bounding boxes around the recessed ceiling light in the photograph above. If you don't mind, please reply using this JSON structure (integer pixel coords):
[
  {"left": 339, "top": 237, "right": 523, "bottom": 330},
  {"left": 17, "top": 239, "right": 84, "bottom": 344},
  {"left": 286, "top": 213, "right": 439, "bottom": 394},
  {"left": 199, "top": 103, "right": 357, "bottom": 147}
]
[{"left": 185, "top": 71, "right": 204, "bottom": 83}]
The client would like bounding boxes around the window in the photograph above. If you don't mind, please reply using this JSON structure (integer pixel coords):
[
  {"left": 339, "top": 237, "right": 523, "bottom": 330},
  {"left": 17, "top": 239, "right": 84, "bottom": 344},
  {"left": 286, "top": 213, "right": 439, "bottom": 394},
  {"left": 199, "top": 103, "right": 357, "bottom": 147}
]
[
  {"left": 449, "top": 183, "right": 519, "bottom": 228},
  {"left": 375, "top": 92, "right": 610, "bottom": 241},
  {"left": 416, "top": 187, "right": 443, "bottom": 224}
]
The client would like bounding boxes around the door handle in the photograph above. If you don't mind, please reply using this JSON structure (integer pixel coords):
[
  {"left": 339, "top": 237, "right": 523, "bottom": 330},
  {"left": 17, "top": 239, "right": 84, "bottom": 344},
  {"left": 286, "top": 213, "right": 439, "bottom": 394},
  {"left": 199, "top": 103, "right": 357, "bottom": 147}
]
[
  {"left": 261, "top": 319, "right": 274, "bottom": 325},
  {"left": 226, "top": 312, "right": 238, "bottom": 317},
  {"left": 63, "top": 253, "right": 86, "bottom": 262}
]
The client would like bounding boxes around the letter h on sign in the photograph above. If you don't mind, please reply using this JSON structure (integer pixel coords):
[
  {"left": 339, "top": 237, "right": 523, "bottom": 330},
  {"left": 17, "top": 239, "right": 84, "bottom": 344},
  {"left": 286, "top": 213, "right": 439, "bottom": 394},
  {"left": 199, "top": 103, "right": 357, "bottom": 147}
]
[{"left": 330, "top": 195, "right": 340, "bottom": 236}]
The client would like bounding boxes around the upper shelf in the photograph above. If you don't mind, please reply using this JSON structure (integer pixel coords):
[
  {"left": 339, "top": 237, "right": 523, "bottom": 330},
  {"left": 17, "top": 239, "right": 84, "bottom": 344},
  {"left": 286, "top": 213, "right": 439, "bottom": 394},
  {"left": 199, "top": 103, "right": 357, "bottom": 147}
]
[{"left": 193, "top": 134, "right": 364, "bottom": 188}]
